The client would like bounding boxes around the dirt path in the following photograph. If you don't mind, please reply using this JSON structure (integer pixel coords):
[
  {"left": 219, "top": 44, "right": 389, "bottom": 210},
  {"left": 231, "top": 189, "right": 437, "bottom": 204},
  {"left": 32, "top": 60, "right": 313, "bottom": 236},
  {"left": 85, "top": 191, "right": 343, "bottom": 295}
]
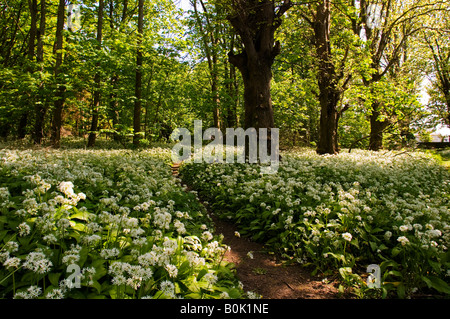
[
  {"left": 175, "top": 167, "right": 340, "bottom": 299},
  {"left": 209, "top": 212, "right": 340, "bottom": 299}
]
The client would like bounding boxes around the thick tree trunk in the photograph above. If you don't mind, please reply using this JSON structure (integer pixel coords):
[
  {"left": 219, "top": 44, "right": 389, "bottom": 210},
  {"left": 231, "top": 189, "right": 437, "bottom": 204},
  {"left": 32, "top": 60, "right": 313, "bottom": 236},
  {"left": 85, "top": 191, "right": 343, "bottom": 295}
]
[
  {"left": 228, "top": 49, "right": 276, "bottom": 160},
  {"left": 240, "top": 58, "right": 274, "bottom": 130},
  {"left": 51, "top": 0, "right": 66, "bottom": 148},
  {"left": 313, "top": 0, "right": 341, "bottom": 155},
  {"left": 368, "top": 101, "right": 389, "bottom": 151},
  {"left": 33, "top": 103, "right": 46, "bottom": 144},
  {"left": 87, "top": 0, "right": 104, "bottom": 148},
  {"left": 17, "top": 113, "right": 28, "bottom": 139},
  {"left": 443, "top": 84, "right": 450, "bottom": 126},
  {"left": 316, "top": 92, "right": 339, "bottom": 155},
  {"left": 447, "top": 97, "right": 450, "bottom": 127},
  {"left": 227, "top": 0, "right": 291, "bottom": 130},
  {"left": 227, "top": 0, "right": 292, "bottom": 161}
]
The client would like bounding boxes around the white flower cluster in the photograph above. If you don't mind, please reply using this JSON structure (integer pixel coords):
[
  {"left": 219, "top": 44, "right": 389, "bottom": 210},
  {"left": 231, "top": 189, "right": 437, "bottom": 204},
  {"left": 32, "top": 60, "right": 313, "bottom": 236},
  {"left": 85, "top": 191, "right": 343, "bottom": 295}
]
[
  {"left": 0, "top": 148, "right": 242, "bottom": 299},
  {"left": 23, "top": 250, "right": 53, "bottom": 274},
  {"left": 183, "top": 148, "right": 450, "bottom": 290}
]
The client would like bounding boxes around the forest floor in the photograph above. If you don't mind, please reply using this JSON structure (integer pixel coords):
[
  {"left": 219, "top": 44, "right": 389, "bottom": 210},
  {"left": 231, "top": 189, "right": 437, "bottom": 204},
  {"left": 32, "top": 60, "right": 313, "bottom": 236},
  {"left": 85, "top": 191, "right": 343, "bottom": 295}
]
[
  {"left": 174, "top": 164, "right": 342, "bottom": 299},
  {"left": 208, "top": 210, "right": 341, "bottom": 299}
]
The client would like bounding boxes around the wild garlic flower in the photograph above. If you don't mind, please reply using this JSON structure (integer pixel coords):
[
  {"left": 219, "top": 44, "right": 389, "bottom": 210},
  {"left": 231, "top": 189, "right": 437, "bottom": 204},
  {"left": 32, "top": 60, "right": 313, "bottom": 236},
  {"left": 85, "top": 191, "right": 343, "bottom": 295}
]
[
  {"left": 23, "top": 251, "right": 53, "bottom": 274},
  {"left": 165, "top": 264, "right": 178, "bottom": 278},
  {"left": 160, "top": 280, "right": 175, "bottom": 298},
  {"left": 14, "top": 286, "right": 42, "bottom": 299},
  {"left": 342, "top": 232, "right": 352, "bottom": 242},
  {"left": 3, "top": 257, "right": 21, "bottom": 270},
  {"left": 219, "top": 292, "right": 230, "bottom": 299},
  {"left": 0, "top": 187, "right": 10, "bottom": 199},
  {"left": 174, "top": 220, "right": 186, "bottom": 234},
  {"left": 397, "top": 236, "right": 409, "bottom": 246},
  {"left": 203, "top": 272, "right": 218, "bottom": 286},
  {"left": 399, "top": 225, "right": 410, "bottom": 232},
  {"left": 58, "top": 181, "right": 75, "bottom": 197},
  {"left": 202, "top": 231, "right": 213, "bottom": 242},
  {"left": 46, "top": 288, "right": 65, "bottom": 299},
  {"left": 81, "top": 234, "right": 101, "bottom": 246},
  {"left": 100, "top": 248, "right": 120, "bottom": 260},
  {"left": 3, "top": 241, "right": 19, "bottom": 253},
  {"left": 246, "top": 291, "right": 262, "bottom": 299}
]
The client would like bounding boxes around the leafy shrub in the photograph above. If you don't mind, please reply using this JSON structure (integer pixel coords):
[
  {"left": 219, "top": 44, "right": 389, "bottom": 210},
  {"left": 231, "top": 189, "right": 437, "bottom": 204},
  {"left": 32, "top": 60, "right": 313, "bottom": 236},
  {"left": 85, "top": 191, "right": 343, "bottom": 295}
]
[
  {"left": 0, "top": 148, "right": 243, "bottom": 299},
  {"left": 180, "top": 149, "right": 450, "bottom": 298}
]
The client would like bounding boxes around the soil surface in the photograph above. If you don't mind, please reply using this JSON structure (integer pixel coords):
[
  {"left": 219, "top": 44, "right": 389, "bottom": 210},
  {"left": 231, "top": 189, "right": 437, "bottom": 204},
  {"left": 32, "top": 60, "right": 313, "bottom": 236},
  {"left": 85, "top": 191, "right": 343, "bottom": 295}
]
[
  {"left": 209, "top": 212, "right": 340, "bottom": 299},
  {"left": 175, "top": 168, "right": 340, "bottom": 299}
]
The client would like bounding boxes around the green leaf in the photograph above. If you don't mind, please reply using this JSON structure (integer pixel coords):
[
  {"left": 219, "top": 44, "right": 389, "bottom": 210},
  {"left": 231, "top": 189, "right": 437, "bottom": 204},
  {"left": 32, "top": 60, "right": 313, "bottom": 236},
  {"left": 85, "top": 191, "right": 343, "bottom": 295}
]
[
  {"left": 227, "top": 287, "right": 242, "bottom": 299},
  {"left": 197, "top": 268, "right": 208, "bottom": 281},
  {"left": 70, "top": 210, "right": 95, "bottom": 221},
  {"left": 422, "top": 276, "right": 450, "bottom": 294},
  {"left": 339, "top": 267, "right": 353, "bottom": 280},
  {"left": 349, "top": 237, "right": 359, "bottom": 248},
  {"left": 185, "top": 292, "right": 202, "bottom": 299},
  {"left": 70, "top": 221, "right": 86, "bottom": 232},
  {"left": 387, "top": 270, "right": 402, "bottom": 278},
  {"left": 391, "top": 246, "right": 402, "bottom": 257},
  {"left": 397, "top": 283, "right": 406, "bottom": 298},
  {"left": 78, "top": 247, "right": 89, "bottom": 268},
  {"left": 92, "top": 280, "right": 103, "bottom": 294},
  {"left": 178, "top": 261, "right": 191, "bottom": 276},
  {"left": 48, "top": 272, "right": 62, "bottom": 287},
  {"left": 0, "top": 230, "right": 9, "bottom": 242}
]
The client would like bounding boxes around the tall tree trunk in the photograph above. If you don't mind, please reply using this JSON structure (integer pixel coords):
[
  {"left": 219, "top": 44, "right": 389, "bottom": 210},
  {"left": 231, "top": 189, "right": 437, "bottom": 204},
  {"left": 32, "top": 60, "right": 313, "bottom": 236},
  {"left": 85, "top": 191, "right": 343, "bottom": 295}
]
[
  {"left": 110, "top": 75, "right": 120, "bottom": 142},
  {"left": 36, "top": 0, "right": 45, "bottom": 63},
  {"left": 121, "top": 0, "right": 128, "bottom": 22},
  {"left": 229, "top": 62, "right": 239, "bottom": 127},
  {"left": 51, "top": 0, "right": 65, "bottom": 148},
  {"left": 17, "top": 113, "right": 28, "bottom": 139},
  {"left": 211, "top": 53, "right": 221, "bottom": 129},
  {"left": 107, "top": 0, "right": 128, "bottom": 143},
  {"left": 27, "top": 0, "right": 38, "bottom": 60},
  {"left": 192, "top": 0, "right": 221, "bottom": 129},
  {"left": 227, "top": 0, "right": 292, "bottom": 161},
  {"left": 133, "top": 0, "right": 143, "bottom": 146},
  {"left": 33, "top": 0, "right": 46, "bottom": 145},
  {"left": 224, "top": 54, "right": 238, "bottom": 128},
  {"left": 230, "top": 55, "right": 274, "bottom": 131},
  {"left": 18, "top": 0, "right": 38, "bottom": 139},
  {"left": 447, "top": 95, "right": 450, "bottom": 127},
  {"left": 87, "top": 0, "right": 104, "bottom": 148},
  {"left": 313, "top": 0, "right": 341, "bottom": 155},
  {"left": 368, "top": 101, "right": 389, "bottom": 151},
  {"left": 1, "top": 1, "right": 24, "bottom": 68},
  {"left": 227, "top": 0, "right": 291, "bottom": 134}
]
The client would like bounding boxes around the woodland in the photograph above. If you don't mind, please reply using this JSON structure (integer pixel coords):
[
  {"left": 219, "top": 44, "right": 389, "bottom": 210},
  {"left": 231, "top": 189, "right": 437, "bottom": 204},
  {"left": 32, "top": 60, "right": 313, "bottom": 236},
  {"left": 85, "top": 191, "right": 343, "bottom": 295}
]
[
  {"left": 1, "top": 0, "right": 450, "bottom": 301},
  {"left": 0, "top": 0, "right": 449, "bottom": 152}
]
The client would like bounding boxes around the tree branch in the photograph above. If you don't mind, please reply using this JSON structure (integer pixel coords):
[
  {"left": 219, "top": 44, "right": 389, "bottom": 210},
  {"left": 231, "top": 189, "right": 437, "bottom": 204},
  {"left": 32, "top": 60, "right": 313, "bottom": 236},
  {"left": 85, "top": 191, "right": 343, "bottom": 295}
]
[
  {"left": 228, "top": 50, "right": 247, "bottom": 71},
  {"left": 274, "top": 0, "right": 293, "bottom": 29}
]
